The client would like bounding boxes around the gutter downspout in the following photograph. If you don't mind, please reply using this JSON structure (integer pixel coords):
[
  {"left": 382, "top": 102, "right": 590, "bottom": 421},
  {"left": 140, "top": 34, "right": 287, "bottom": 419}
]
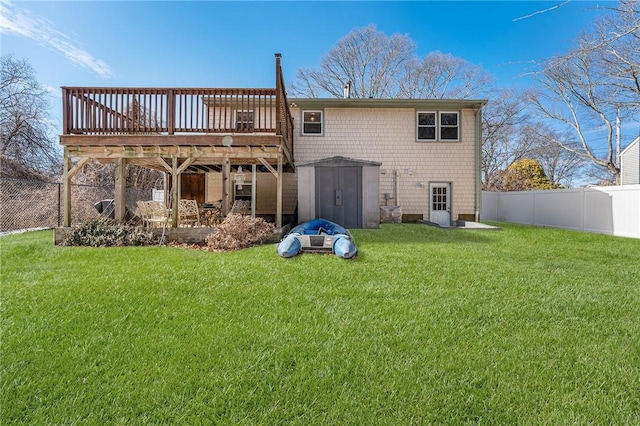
[
  {"left": 475, "top": 104, "right": 484, "bottom": 222},
  {"left": 394, "top": 170, "right": 400, "bottom": 207}
]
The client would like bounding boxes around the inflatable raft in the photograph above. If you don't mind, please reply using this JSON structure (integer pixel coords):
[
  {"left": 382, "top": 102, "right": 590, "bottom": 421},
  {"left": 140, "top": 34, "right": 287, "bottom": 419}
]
[{"left": 277, "top": 218, "right": 357, "bottom": 259}]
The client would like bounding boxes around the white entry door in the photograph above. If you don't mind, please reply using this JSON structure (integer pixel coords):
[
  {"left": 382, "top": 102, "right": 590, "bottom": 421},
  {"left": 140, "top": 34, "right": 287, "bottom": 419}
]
[{"left": 429, "top": 183, "right": 451, "bottom": 227}]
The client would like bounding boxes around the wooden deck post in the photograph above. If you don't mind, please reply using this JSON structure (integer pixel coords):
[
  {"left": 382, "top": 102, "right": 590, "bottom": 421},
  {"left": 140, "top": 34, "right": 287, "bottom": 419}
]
[
  {"left": 277, "top": 155, "right": 283, "bottom": 229},
  {"left": 171, "top": 157, "right": 179, "bottom": 227},
  {"left": 251, "top": 164, "right": 257, "bottom": 218},
  {"left": 222, "top": 158, "right": 230, "bottom": 215},
  {"left": 114, "top": 158, "right": 127, "bottom": 222},
  {"left": 61, "top": 149, "right": 91, "bottom": 227}
]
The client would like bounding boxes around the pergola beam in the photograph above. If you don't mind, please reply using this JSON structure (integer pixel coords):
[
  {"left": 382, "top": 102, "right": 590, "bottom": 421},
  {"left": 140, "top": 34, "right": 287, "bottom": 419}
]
[
  {"left": 170, "top": 157, "right": 179, "bottom": 227},
  {"left": 61, "top": 144, "right": 289, "bottom": 228},
  {"left": 64, "top": 145, "right": 283, "bottom": 160},
  {"left": 62, "top": 150, "right": 91, "bottom": 227},
  {"left": 258, "top": 158, "right": 278, "bottom": 177},
  {"left": 114, "top": 158, "right": 127, "bottom": 221},
  {"left": 60, "top": 134, "right": 283, "bottom": 147}
]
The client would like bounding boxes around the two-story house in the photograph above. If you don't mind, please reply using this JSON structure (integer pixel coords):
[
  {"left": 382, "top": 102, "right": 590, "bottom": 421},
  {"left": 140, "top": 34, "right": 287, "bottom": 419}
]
[
  {"left": 290, "top": 98, "right": 486, "bottom": 228},
  {"left": 58, "top": 55, "right": 486, "bottom": 241},
  {"left": 200, "top": 97, "right": 486, "bottom": 228}
]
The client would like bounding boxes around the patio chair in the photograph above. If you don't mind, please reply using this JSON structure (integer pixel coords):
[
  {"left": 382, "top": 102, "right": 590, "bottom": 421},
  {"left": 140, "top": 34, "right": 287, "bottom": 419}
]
[
  {"left": 136, "top": 200, "right": 150, "bottom": 227},
  {"left": 230, "top": 199, "right": 251, "bottom": 215},
  {"left": 137, "top": 200, "right": 169, "bottom": 228},
  {"left": 178, "top": 199, "right": 201, "bottom": 227}
]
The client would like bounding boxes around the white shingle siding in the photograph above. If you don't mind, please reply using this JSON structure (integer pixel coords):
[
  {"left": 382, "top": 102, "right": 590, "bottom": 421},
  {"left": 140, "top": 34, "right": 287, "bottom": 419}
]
[
  {"left": 621, "top": 137, "right": 639, "bottom": 185},
  {"left": 293, "top": 107, "right": 480, "bottom": 221}
]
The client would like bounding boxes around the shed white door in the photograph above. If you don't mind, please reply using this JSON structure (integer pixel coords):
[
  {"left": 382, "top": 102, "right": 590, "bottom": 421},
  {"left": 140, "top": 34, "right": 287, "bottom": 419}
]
[{"left": 430, "top": 183, "right": 451, "bottom": 227}]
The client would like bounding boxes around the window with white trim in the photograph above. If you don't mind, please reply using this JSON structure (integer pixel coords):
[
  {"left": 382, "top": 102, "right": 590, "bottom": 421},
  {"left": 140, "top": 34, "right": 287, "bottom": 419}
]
[
  {"left": 302, "top": 110, "right": 323, "bottom": 135},
  {"left": 439, "top": 112, "right": 459, "bottom": 141},
  {"left": 416, "top": 111, "right": 460, "bottom": 142},
  {"left": 417, "top": 112, "right": 436, "bottom": 141}
]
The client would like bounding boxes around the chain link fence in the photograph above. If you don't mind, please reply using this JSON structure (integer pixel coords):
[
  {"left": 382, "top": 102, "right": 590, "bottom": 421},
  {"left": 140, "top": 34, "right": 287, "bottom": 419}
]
[{"left": 0, "top": 178, "right": 152, "bottom": 233}]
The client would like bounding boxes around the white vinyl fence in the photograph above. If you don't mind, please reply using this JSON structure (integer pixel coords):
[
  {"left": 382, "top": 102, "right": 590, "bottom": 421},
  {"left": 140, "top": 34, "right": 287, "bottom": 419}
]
[{"left": 482, "top": 185, "right": 640, "bottom": 239}]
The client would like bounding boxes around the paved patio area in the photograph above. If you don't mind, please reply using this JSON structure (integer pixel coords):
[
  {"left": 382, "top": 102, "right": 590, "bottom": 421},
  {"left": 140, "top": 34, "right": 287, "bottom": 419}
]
[{"left": 418, "top": 220, "right": 501, "bottom": 230}]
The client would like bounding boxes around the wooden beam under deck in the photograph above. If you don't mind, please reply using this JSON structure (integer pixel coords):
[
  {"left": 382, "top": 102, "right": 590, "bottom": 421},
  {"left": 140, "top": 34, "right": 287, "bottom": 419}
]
[
  {"left": 60, "top": 134, "right": 294, "bottom": 170},
  {"left": 64, "top": 146, "right": 290, "bottom": 173},
  {"left": 64, "top": 145, "right": 284, "bottom": 159},
  {"left": 60, "top": 134, "right": 283, "bottom": 147}
]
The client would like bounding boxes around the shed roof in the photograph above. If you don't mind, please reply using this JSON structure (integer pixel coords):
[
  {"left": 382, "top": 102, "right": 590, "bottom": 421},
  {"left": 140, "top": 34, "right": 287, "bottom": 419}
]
[{"left": 296, "top": 156, "right": 382, "bottom": 168}]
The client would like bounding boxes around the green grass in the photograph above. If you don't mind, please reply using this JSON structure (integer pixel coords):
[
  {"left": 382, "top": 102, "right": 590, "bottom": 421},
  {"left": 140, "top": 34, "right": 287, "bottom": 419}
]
[{"left": 2, "top": 224, "right": 640, "bottom": 424}]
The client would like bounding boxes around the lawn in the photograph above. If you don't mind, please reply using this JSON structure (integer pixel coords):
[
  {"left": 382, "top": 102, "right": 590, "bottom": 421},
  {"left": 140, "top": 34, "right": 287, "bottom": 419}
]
[{"left": 2, "top": 223, "right": 640, "bottom": 424}]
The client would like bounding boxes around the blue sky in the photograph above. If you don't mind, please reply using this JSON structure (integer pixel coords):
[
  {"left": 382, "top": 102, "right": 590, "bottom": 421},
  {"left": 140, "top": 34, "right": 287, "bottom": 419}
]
[
  {"left": 2, "top": 1, "right": 608, "bottom": 86},
  {"left": 0, "top": 0, "right": 612, "bottom": 130}
]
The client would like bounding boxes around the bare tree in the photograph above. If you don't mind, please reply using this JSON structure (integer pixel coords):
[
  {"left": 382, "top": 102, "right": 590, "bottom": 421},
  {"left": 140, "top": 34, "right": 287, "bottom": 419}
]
[
  {"left": 531, "top": 1, "right": 640, "bottom": 184},
  {"left": 481, "top": 89, "right": 533, "bottom": 190},
  {"left": 398, "top": 51, "right": 493, "bottom": 99},
  {"left": 482, "top": 88, "right": 588, "bottom": 189},
  {"left": 290, "top": 25, "right": 415, "bottom": 98},
  {"left": 289, "top": 25, "right": 491, "bottom": 99},
  {"left": 524, "top": 125, "right": 588, "bottom": 187},
  {"left": 593, "top": 0, "right": 640, "bottom": 102},
  {"left": 0, "top": 55, "right": 60, "bottom": 175},
  {"left": 531, "top": 43, "right": 621, "bottom": 183}
]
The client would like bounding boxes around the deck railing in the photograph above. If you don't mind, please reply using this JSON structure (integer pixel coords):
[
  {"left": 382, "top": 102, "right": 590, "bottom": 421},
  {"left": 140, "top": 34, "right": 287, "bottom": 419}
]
[
  {"left": 62, "top": 87, "right": 293, "bottom": 155},
  {"left": 62, "top": 55, "right": 294, "bottom": 156},
  {"left": 275, "top": 53, "right": 294, "bottom": 158},
  {"left": 62, "top": 87, "right": 285, "bottom": 134},
  {"left": 62, "top": 86, "right": 294, "bottom": 155}
]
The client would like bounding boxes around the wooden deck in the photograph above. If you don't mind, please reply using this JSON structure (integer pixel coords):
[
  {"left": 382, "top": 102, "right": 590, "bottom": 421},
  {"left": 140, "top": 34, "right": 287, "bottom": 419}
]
[{"left": 60, "top": 54, "right": 294, "bottom": 228}]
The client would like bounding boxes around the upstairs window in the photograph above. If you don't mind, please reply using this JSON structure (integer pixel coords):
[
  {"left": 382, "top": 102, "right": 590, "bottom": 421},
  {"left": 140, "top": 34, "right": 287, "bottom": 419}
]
[
  {"left": 236, "top": 111, "right": 254, "bottom": 131},
  {"left": 440, "top": 112, "right": 459, "bottom": 141},
  {"left": 302, "top": 110, "right": 323, "bottom": 135},
  {"left": 417, "top": 112, "right": 436, "bottom": 141},
  {"left": 417, "top": 111, "right": 460, "bottom": 142}
]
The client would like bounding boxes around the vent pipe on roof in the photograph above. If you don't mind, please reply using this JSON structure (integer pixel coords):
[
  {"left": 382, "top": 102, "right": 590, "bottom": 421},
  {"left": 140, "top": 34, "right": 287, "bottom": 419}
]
[{"left": 343, "top": 81, "right": 351, "bottom": 99}]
